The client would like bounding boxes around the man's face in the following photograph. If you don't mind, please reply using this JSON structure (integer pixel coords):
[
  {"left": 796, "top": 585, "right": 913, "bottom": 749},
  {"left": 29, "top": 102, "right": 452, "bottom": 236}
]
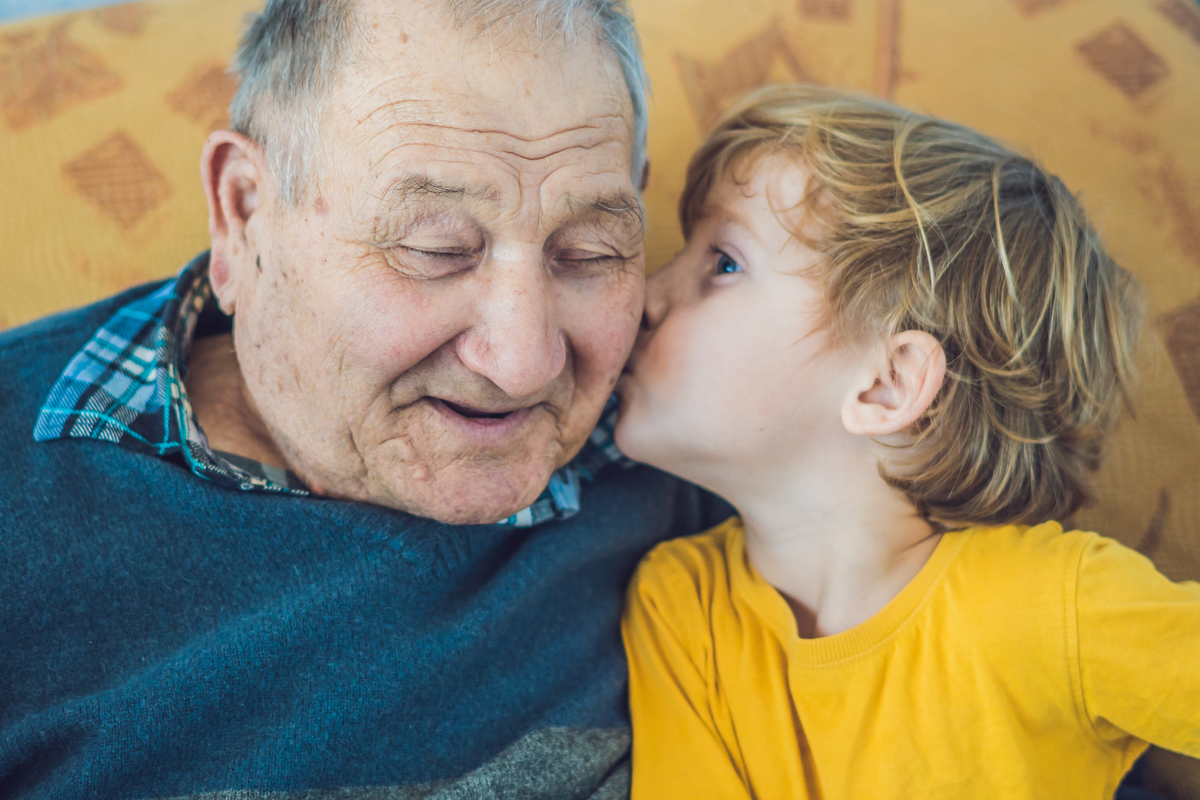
[{"left": 218, "top": 1, "right": 644, "bottom": 523}]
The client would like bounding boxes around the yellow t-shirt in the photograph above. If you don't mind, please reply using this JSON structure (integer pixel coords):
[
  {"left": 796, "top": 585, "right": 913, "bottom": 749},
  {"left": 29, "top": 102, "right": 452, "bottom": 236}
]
[{"left": 622, "top": 518, "right": 1200, "bottom": 799}]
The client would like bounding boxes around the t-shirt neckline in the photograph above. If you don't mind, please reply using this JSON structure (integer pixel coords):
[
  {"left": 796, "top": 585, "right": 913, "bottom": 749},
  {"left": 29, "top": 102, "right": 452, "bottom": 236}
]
[{"left": 727, "top": 520, "right": 971, "bottom": 667}]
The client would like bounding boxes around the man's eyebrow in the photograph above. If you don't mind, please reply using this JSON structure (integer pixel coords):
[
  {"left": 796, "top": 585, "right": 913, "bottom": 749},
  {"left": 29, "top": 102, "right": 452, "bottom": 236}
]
[
  {"left": 583, "top": 192, "right": 645, "bottom": 228},
  {"left": 383, "top": 174, "right": 496, "bottom": 206}
]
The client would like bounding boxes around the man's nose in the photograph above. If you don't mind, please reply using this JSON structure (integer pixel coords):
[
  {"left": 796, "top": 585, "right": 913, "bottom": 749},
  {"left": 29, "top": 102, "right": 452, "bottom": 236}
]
[{"left": 455, "top": 257, "right": 567, "bottom": 399}]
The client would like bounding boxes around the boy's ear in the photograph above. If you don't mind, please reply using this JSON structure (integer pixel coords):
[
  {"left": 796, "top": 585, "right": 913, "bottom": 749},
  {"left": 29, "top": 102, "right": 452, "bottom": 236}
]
[
  {"left": 841, "top": 331, "right": 946, "bottom": 437},
  {"left": 201, "top": 130, "right": 269, "bottom": 316}
]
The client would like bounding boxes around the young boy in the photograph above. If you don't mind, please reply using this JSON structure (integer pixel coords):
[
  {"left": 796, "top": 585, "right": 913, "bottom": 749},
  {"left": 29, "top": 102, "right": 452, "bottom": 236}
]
[{"left": 616, "top": 85, "right": 1200, "bottom": 799}]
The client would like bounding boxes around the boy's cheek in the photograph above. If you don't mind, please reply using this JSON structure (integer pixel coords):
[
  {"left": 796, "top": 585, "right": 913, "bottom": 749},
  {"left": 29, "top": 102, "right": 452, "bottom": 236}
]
[{"left": 637, "top": 315, "right": 700, "bottom": 379}]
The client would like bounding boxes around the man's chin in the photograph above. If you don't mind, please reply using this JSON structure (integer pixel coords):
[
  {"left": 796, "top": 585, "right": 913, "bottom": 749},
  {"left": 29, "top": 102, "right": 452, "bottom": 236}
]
[{"left": 365, "top": 462, "right": 558, "bottom": 525}]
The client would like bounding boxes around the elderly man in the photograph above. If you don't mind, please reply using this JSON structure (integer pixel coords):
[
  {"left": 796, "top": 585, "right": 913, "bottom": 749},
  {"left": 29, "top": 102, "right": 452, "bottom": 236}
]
[{"left": 0, "top": 0, "right": 726, "bottom": 796}]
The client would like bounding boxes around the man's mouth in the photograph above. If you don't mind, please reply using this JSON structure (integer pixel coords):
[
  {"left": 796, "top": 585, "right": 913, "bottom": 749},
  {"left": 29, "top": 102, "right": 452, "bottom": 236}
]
[
  {"left": 439, "top": 399, "right": 516, "bottom": 420},
  {"left": 426, "top": 398, "right": 536, "bottom": 436}
]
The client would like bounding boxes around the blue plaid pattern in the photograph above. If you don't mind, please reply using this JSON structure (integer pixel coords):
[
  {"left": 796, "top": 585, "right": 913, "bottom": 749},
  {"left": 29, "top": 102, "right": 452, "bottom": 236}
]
[{"left": 34, "top": 253, "right": 632, "bottom": 526}]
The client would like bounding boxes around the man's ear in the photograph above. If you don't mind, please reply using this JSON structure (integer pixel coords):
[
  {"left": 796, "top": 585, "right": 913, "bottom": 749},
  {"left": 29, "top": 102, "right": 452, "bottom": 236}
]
[
  {"left": 201, "top": 130, "right": 268, "bottom": 315},
  {"left": 841, "top": 331, "right": 946, "bottom": 437},
  {"left": 639, "top": 159, "right": 651, "bottom": 193}
]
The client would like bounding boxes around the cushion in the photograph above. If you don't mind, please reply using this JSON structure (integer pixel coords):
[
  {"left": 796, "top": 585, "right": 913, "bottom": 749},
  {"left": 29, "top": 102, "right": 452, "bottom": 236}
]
[
  {"left": 7, "top": 0, "right": 1196, "bottom": 575},
  {"left": 1, "top": 1, "right": 1198, "bottom": 787}
]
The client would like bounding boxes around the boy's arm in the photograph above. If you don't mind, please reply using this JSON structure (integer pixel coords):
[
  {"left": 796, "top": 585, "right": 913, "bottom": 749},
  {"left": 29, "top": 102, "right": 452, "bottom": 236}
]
[
  {"left": 622, "top": 558, "right": 753, "bottom": 800},
  {"left": 1073, "top": 536, "right": 1200, "bottom": 759}
]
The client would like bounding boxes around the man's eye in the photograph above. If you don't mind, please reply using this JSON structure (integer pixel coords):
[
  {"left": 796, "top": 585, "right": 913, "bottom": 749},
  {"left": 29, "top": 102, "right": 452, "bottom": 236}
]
[
  {"left": 553, "top": 249, "right": 625, "bottom": 272},
  {"left": 405, "top": 247, "right": 473, "bottom": 260},
  {"left": 391, "top": 246, "right": 478, "bottom": 278},
  {"left": 713, "top": 249, "right": 742, "bottom": 275},
  {"left": 558, "top": 249, "right": 617, "bottom": 262}
]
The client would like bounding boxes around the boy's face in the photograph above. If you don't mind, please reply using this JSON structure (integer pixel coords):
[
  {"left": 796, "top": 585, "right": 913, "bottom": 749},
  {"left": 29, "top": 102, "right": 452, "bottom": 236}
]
[{"left": 616, "top": 156, "right": 860, "bottom": 489}]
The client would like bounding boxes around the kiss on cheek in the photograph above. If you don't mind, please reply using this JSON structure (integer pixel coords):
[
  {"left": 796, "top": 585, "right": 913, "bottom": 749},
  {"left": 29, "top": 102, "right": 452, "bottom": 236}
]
[{"left": 616, "top": 155, "right": 853, "bottom": 494}]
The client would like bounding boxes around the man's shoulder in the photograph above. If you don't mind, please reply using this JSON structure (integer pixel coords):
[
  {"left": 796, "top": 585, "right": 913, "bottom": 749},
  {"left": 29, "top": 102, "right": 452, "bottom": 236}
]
[
  {"left": 0, "top": 279, "right": 171, "bottom": 410},
  {"left": 0, "top": 279, "right": 176, "bottom": 515},
  {"left": 587, "top": 465, "right": 734, "bottom": 541}
]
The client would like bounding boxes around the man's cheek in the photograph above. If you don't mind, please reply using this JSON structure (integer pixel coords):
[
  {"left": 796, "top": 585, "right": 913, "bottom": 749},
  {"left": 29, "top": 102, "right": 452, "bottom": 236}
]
[
  {"left": 332, "top": 286, "right": 459, "bottom": 382},
  {"left": 579, "top": 279, "right": 644, "bottom": 375},
  {"left": 577, "top": 318, "right": 640, "bottom": 391}
]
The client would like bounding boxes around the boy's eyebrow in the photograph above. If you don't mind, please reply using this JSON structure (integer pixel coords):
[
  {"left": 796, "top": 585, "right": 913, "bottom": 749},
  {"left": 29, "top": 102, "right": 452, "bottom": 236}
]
[
  {"left": 704, "top": 204, "right": 757, "bottom": 237},
  {"left": 698, "top": 198, "right": 742, "bottom": 225},
  {"left": 710, "top": 199, "right": 806, "bottom": 247}
]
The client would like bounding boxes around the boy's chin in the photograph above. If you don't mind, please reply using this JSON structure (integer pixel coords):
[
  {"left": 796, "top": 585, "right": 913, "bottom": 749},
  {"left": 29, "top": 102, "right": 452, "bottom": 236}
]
[
  {"left": 612, "top": 397, "right": 656, "bottom": 468},
  {"left": 614, "top": 385, "right": 714, "bottom": 484},
  {"left": 614, "top": 407, "right": 683, "bottom": 479}
]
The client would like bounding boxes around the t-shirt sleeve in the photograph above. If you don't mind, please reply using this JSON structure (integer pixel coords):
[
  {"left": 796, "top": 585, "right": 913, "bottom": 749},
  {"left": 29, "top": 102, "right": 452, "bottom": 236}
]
[
  {"left": 1073, "top": 535, "right": 1200, "bottom": 758},
  {"left": 621, "top": 548, "right": 753, "bottom": 800}
]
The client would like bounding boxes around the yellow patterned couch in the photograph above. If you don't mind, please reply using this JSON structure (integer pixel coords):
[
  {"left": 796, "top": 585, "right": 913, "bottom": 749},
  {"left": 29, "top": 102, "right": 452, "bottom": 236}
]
[{"left": 2, "top": 0, "right": 1199, "bottom": 791}]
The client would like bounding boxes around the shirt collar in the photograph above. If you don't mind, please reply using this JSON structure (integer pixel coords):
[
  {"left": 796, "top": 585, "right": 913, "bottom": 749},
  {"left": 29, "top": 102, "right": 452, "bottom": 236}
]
[{"left": 34, "top": 252, "right": 630, "bottom": 527}]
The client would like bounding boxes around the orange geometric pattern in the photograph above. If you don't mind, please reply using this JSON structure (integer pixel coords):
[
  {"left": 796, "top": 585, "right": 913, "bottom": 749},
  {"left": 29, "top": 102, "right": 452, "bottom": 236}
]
[
  {"left": 1157, "top": 0, "right": 1200, "bottom": 47},
  {"left": 874, "top": 0, "right": 900, "bottom": 98},
  {"left": 1010, "top": 0, "right": 1068, "bottom": 14},
  {"left": 1161, "top": 298, "right": 1200, "bottom": 424},
  {"left": 0, "top": 19, "right": 122, "bottom": 130},
  {"left": 91, "top": 4, "right": 150, "bottom": 36},
  {"left": 1136, "top": 489, "right": 1170, "bottom": 558},
  {"left": 1157, "top": 157, "right": 1200, "bottom": 271},
  {"left": 1077, "top": 21, "right": 1170, "bottom": 100},
  {"left": 675, "top": 22, "right": 810, "bottom": 129},
  {"left": 798, "top": 0, "right": 852, "bottom": 21},
  {"left": 63, "top": 131, "right": 173, "bottom": 229},
  {"left": 2, "top": 0, "right": 1199, "bottom": 787},
  {"left": 167, "top": 63, "right": 237, "bottom": 130}
]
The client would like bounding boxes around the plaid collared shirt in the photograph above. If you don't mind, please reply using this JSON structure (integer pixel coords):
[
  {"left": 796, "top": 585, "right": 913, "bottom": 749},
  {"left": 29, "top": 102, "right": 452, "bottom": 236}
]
[{"left": 34, "top": 253, "right": 630, "bottom": 527}]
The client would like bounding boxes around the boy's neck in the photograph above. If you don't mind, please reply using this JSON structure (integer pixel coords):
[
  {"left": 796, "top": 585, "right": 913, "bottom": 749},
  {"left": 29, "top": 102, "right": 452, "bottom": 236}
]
[{"left": 721, "top": 442, "right": 942, "bottom": 639}]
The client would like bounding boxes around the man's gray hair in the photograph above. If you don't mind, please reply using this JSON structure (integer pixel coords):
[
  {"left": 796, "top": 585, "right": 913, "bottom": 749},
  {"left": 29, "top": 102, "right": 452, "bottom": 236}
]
[{"left": 229, "top": 0, "right": 650, "bottom": 204}]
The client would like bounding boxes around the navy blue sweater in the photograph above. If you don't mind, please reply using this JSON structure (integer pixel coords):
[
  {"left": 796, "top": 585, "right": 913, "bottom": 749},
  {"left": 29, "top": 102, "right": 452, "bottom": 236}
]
[{"left": 0, "top": 284, "right": 724, "bottom": 799}]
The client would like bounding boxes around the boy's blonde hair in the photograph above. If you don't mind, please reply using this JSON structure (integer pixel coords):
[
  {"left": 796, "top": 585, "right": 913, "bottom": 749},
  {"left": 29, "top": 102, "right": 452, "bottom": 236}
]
[{"left": 682, "top": 85, "right": 1143, "bottom": 528}]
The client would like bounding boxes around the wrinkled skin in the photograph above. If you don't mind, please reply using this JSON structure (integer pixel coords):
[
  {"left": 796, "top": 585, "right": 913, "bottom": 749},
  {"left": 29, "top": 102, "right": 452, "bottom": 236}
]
[{"left": 190, "top": 0, "right": 644, "bottom": 524}]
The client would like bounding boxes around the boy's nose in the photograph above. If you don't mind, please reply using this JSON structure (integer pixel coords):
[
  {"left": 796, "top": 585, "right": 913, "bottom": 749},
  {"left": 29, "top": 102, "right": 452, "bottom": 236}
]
[{"left": 641, "top": 262, "right": 675, "bottom": 331}]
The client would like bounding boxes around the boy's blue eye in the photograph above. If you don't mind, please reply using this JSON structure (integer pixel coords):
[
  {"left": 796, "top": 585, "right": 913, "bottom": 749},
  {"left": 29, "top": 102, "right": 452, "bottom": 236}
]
[{"left": 714, "top": 251, "right": 742, "bottom": 275}]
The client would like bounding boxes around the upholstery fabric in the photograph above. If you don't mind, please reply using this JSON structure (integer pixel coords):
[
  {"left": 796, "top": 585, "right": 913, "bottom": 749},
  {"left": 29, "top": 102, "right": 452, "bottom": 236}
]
[
  {"left": 5, "top": 0, "right": 1195, "bottom": 579},
  {"left": 0, "top": 0, "right": 1198, "bottom": 788},
  {"left": 2, "top": 0, "right": 1199, "bottom": 651}
]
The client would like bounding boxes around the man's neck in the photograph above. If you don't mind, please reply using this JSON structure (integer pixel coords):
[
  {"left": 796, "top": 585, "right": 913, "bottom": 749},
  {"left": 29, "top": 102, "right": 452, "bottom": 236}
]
[
  {"left": 719, "top": 442, "right": 942, "bottom": 639},
  {"left": 185, "top": 333, "right": 292, "bottom": 473}
]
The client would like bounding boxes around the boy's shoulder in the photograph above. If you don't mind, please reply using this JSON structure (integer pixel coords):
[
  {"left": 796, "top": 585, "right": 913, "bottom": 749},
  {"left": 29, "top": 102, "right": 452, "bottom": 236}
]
[
  {"left": 952, "top": 520, "right": 1126, "bottom": 578},
  {"left": 626, "top": 516, "right": 742, "bottom": 621},
  {"left": 631, "top": 517, "right": 1117, "bottom": 597},
  {"left": 637, "top": 518, "right": 1107, "bottom": 584},
  {"left": 635, "top": 515, "right": 741, "bottom": 583},
  {"left": 627, "top": 517, "right": 1169, "bottom": 629},
  {"left": 945, "top": 521, "right": 1183, "bottom": 625},
  {"left": 956, "top": 520, "right": 1091, "bottom": 559}
]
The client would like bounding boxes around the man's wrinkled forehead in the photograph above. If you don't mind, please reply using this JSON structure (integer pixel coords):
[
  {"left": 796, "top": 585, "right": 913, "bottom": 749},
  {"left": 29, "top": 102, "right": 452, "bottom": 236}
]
[
  {"left": 328, "top": 2, "right": 628, "bottom": 146},
  {"left": 320, "top": 0, "right": 637, "bottom": 228},
  {"left": 338, "top": 0, "right": 634, "bottom": 139}
]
